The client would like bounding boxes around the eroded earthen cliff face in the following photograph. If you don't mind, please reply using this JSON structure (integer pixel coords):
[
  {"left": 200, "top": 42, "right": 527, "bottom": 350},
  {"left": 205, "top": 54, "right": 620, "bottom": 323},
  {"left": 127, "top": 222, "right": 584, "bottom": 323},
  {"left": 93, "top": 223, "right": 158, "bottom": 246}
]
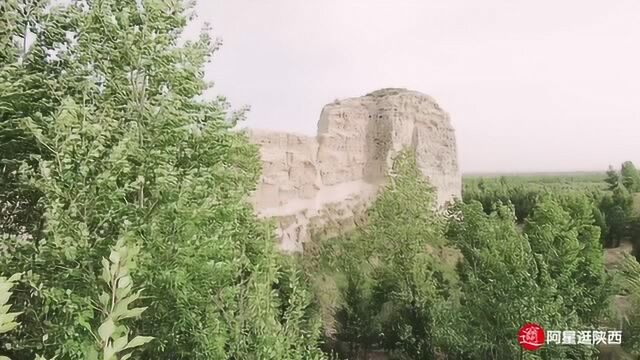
[{"left": 247, "top": 88, "right": 461, "bottom": 252}]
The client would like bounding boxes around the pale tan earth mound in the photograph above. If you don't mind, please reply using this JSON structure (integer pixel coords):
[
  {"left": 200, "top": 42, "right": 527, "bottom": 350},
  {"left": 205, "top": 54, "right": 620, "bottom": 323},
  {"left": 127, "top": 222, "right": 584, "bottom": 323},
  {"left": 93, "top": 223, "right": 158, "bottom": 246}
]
[{"left": 247, "top": 88, "right": 461, "bottom": 252}]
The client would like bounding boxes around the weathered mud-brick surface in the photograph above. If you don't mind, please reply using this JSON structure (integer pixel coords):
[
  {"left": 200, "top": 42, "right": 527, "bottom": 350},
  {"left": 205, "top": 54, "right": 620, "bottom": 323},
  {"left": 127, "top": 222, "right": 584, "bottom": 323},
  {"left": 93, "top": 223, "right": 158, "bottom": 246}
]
[{"left": 247, "top": 88, "right": 461, "bottom": 252}]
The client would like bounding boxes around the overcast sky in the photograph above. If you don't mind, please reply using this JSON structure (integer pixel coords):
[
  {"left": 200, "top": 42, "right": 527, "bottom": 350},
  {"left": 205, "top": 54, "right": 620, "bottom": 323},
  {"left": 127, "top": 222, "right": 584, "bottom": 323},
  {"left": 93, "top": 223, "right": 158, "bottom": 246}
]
[{"left": 194, "top": 0, "right": 640, "bottom": 173}]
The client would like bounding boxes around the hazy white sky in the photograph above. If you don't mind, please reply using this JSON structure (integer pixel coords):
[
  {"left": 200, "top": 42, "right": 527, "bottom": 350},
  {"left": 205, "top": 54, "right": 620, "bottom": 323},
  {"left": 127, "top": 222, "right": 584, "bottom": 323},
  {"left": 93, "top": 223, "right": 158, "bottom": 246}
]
[{"left": 195, "top": 0, "right": 640, "bottom": 173}]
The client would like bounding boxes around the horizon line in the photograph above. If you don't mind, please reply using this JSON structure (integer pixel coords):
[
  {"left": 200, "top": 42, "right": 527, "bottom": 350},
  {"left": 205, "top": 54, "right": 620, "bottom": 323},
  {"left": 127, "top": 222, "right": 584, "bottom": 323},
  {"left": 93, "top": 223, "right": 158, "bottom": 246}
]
[{"left": 462, "top": 170, "right": 607, "bottom": 176}]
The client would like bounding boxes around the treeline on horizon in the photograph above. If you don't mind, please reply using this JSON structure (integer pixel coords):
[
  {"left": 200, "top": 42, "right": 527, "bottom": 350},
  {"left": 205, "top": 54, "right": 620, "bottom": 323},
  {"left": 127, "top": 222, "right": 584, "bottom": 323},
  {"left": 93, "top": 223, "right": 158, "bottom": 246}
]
[
  {"left": 1, "top": 1, "right": 640, "bottom": 360},
  {"left": 463, "top": 163, "right": 640, "bottom": 251}
]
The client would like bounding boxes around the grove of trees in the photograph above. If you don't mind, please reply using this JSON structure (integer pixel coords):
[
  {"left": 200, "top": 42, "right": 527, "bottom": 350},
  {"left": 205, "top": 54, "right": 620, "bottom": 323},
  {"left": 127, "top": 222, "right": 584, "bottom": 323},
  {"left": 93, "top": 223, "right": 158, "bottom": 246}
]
[
  {"left": 464, "top": 164, "right": 640, "bottom": 250},
  {"left": 1, "top": 1, "right": 323, "bottom": 359},
  {"left": 307, "top": 155, "right": 621, "bottom": 359}
]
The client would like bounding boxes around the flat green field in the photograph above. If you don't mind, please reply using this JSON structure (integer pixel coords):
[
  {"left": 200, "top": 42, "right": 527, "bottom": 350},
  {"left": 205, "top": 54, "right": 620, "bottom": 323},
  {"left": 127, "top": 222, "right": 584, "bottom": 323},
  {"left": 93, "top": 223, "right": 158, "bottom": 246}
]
[
  {"left": 462, "top": 171, "right": 608, "bottom": 191},
  {"left": 463, "top": 171, "right": 606, "bottom": 184}
]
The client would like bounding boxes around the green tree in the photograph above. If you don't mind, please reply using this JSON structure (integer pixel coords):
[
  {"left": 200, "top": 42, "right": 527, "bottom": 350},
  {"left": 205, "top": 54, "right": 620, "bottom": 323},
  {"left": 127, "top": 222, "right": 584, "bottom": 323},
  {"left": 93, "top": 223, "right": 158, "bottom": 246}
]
[
  {"left": 0, "top": 1, "right": 324, "bottom": 359},
  {"left": 525, "top": 195, "right": 611, "bottom": 327},
  {"left": 0, "top": 0, "right": 53, "bottom": 238},
  {"left": 605, "top": 165, "right": 620, "bottom": 191},
  {"left": 447, "top": 196, "right": 610, "bottom": 359},
  {"left": 619, "top": 255, "right": 640, "bottom": 355},
  {"left": 462, "top": 179, "right": 541, "bottom": 223},
  {"left": 599, "top": 184, "right": 634, "bottom": 247},
  {"left": 365, "top": 152, "right": 452, "bottom": 359},
  {"left": 631, "top": 216, "right": 640, "bottom": 261},
  {"left": 592, "top": 206, "right": 609, "bottom": 245},
  {"left": 308, "top": 152, "right": 456, "bottom": 359},
  {"left": 447, "top": 202, "right": 552, "bottom": 359},
  {"left": 621, "top": 161, "right": 640, "bottom": 193},
  {"left": 333, "top": 268, "right": 378, "bottom": 358}
]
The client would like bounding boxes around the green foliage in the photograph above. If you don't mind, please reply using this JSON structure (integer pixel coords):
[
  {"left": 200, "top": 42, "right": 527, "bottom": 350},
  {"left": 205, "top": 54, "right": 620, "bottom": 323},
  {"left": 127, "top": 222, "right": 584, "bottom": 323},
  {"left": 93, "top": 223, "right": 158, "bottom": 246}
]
[
  {"left": 621, "top": 162, "right": 640, "bottom": 193},
  {"left": 0, "top": 1, "right": 627, "bottom": 359},
  {"left": 606, "top": 166, "right": 621, "bottom": 191},
  {"left": 0, "top": 240, "right": 154, "bottom": 360},
  {"left": 0, "top": 273, "right": 22, "bottom": 338},
  {"left": 462, "top": 179, "right": 541, "bottom": 222},
  {"left": 447, "top": 201, "right": 546, "bottom": 358},
  {"left": 332, "top": 269, "right": 378, "bottom": 355},
  {"left": 308, "top": 160, "right": 615, "bottom": 360},
  {"left": 447, "top": 195, "right": 612, "bottom": 359},
  {"left": 93, "top": 239, "right": 152, "bottom": 360},
  {"left": 306, "top": 151, "right": 458, "bottom": 359},
  {"left": 365, "top": 152, "right": 452, "bottom": 359},
  {"left": 599, "top": 161, "right": 639, "bottom": 247},
  {"left": 592, "top": 206, "right": 608, "bottom": 244},
  {"left": 619, "top": 255, "right": 640, "bottom": 355},
  {"left": 0, "top": 0, "right": 51, "bottom": 238},
  {"left": 631, "top": 215, "right": 640, "bottom": 260},
  {"left": 0, "top": 0, "right": 325, "bottom": 359},
  {"left": 525, "top": 195, "right": 612, "bottom": 326},
  {"left": 599, "top": 184, "right": 634, "bottom": 248},
  {"left": 0, "top": 272, "right": 57, "bottom": 360},
  {"left": 465, "top": 172, "right": 607, "bottom": 187},
  {"left": 0, "top": 273, "right": 22, "bottom": 360},
  {"left": 463, "top": 172, "right": 638, "bottom": 249}
]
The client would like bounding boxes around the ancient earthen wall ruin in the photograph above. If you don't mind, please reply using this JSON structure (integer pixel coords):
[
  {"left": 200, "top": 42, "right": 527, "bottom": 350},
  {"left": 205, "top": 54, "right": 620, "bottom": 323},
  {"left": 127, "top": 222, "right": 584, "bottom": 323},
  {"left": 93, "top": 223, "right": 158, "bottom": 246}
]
[{"left": 247, "top": 88, "right": 461, "bottom": 252}]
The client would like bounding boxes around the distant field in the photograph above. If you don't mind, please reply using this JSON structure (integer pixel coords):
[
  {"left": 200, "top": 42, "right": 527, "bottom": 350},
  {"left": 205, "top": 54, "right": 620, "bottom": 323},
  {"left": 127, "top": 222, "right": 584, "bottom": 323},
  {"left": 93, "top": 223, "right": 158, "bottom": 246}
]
[
  {"left": 462, "top": 171, "right": 606, "bottom": 183},
  {"left": 463, "top": 171, "right": 607, "bottom": 185}
]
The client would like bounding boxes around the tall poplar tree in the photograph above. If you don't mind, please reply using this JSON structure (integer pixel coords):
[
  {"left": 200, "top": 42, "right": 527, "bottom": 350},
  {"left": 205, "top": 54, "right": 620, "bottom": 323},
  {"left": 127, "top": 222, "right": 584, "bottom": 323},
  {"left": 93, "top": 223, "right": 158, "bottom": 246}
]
[{"left": 0, "top": 1, "right": 324, "bottom": 359}]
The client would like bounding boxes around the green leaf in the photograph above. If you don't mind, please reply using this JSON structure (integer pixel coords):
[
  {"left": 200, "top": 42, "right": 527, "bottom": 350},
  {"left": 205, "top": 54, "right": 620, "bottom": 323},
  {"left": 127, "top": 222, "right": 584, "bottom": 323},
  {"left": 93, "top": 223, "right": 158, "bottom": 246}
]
[
  {"left": 109, "top": 251, "right": 121, "bottom": 265},
  {"left": 7, "top": 273, "right": 22, "bottom": 283},
  {"left": 123, "top": 336, "right": 154, "bottom": 350},
  {"left": 98, "top": 318, "right": 115, "bottom": 342},
  {"left": 119, "top": 307, "right": 147, "bottom": 320},
  {"left": 103, "top": 343, "right": 116, "bottom": 360},
  {"left": 0, "top": 292, "right": 11, "bottom": 306},
  {"left": 0, "top": 321, "right": 19, "bottom": 334},
  {"left": 117, "top": 275, "right": 131, "bottom": 289},
  {"left": 99, "top": 292, "right": 110, "bottom": 308},
  {"left": 113, "top": 333, "right": 128, "bottom": 352},
  {"left": 85, "top": 345, "right": 99, "bottom": 360},
  {"left": 101, "top": 259, "right": 111, "bottom": 284},
  {"left": 0, "top": 284, "right": 12, "bottom": 296}
]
